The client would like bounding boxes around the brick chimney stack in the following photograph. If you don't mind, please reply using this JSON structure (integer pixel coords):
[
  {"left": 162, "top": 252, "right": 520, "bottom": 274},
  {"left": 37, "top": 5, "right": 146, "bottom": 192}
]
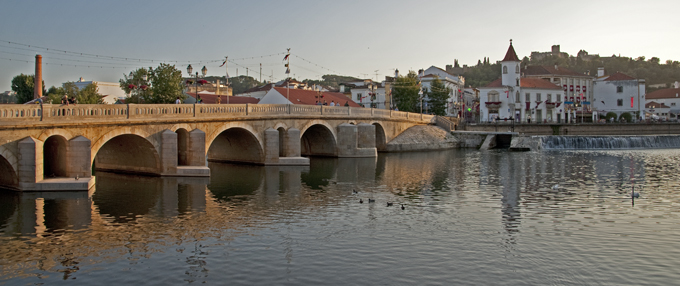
[{"left": 34, "top": 55, "right": 42, "bottom": 99}]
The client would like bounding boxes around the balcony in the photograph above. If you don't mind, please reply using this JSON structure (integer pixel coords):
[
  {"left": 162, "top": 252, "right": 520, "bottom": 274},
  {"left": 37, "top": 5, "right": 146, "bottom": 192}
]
[
  {"left": 545, "top": 101, "right": 560, "bottom": 109},
  {"left": 485, "top": 102, "right": 502, "bottom": 109}
]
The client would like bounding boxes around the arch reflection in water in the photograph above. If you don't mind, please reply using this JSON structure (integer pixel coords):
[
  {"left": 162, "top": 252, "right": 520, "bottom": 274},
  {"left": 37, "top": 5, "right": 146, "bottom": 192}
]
[
  {"left": 0, "top": 191, "right": 90, "bottom": 238},
  {"left": 93, "top": 172, "right": 208, "bottom": 223},
  {"left": 207, "top": 162, "right": 309, "bottom": 204}
]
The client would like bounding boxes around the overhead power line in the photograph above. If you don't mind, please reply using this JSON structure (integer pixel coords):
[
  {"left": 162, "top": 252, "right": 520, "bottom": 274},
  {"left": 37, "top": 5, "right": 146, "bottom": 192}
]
[{"left": 1, "top": 39, "right": 377, "bottom": 81}]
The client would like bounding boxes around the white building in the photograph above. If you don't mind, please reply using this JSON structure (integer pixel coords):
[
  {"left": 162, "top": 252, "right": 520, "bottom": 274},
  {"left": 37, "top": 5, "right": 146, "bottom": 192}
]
[
  {"left": 70, "top": 77, "right": 127, "bottom": 104},
  {"left": 645, "top": 81, "right": 680, "bottom": 121},
  {"left": 418, "top": 66, "right": 465, "bottom": 116},
  {"left": 645, "top": 101, "right": 671, "bottom": 121},
  {"left": 478, "top": 42, "right": 566, "bottom": 123},
  {"left": 340, "top": 80, "right": 389, "bottom": 109},
  {"left": 592, "top": 68, "right": 646, "bottom": 121},
  {"left": 523, "top": 64, "right": 594, "bottom": 120}
]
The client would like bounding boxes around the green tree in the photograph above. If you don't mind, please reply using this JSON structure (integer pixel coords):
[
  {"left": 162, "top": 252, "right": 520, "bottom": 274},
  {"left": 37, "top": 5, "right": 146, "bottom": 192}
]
[
  {"left": 45, "top": 86, "right": 66, "bottom": 104},
  {"left": 11, "top": 74, "right": 45, "bottom": 104},
  {"left": 120, "top": 63, "right": 184, "bottom": 104},
  {"left": 393, "top": 71, "right": 420, "bottom": 112},
  {"left": 77, "top": 82, "right": 103, "bottom": 104},
  {"left": 228, "top": 75, "right": 262, "bottom": 94},
  {"left": 59, "top": 82, "right": 103, "bottom": 104},
  {"left": 425, "top": 77, "right": 451, "bottom": 116}
]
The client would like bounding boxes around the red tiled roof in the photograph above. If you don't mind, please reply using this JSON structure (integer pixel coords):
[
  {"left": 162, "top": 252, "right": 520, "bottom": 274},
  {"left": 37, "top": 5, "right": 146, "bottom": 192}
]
[
  {"left": 524, "top": 65, "right": 589, "bottom": 77},
  {"left": 187, "top": 93, "right": 259, "bottom": 104},
  {"left": 646, "top": 88, "right": 680, "bottom": 100},
  {"left": 272, "top": 87, "right": 361, "bottom": 107},
  {"left": 484, "top": 78, "right": 503, "bottom": 87},
  {"left": 604, "top": 72, "right": 636, "bottom": 81},
  {"left": 483, "top": 77, "right": 561, "bottom": 89},
  {"left": 520, "top": 78, "right": 562, "bottom": 89},
  {"left": 502, "top": 43, "right": 520, "bottom": 62},
  {"left": 645, "top": 101, "right": 670, "bottom": 108}
]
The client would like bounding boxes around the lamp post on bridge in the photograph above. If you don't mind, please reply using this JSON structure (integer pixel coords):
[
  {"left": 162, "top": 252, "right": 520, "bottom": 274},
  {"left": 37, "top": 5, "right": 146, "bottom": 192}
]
[
  {"left": 419, "top": 89, "right": 424, "bottom": 114},
  {"left": 128, "top": 71, "right": 148, "bottom": 102},
  {"left": 187, "top": 65, "right": 207, "bottom": 103}
]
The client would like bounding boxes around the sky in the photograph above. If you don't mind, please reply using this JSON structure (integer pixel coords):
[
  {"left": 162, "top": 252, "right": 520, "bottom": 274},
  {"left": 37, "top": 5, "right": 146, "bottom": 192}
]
[{"left": 1, "top": 0, "right": 679, "bottom": 93}]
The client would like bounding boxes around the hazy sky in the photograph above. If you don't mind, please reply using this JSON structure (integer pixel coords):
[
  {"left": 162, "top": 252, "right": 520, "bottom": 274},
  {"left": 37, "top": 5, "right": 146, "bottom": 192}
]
[{"left": 1, "top": 0, "right": 678, "bottom": 92}]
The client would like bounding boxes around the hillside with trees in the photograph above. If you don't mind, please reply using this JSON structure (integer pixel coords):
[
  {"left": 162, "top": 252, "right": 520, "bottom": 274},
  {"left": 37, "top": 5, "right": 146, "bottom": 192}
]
[
  {"left": 303, "top": 74, "right": 362, "bottom": 89},
  {"left": 463, "top": 51, "right": 680, "bottom": 91}
]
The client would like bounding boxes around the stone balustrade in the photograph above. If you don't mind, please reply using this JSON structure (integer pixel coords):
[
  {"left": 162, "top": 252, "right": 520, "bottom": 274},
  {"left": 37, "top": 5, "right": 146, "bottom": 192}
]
[{"left": 0, "top": 104, "right": 435, "bottom": 125}]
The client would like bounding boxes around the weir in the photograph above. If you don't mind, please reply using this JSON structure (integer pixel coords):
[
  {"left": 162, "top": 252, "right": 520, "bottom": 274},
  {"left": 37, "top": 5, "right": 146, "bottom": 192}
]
[
  {"left": 510, "top": 135, "right": 680, "bottom": 150},
  {"left": 541, "top": 135, "right": 680, "bottom": 149}
]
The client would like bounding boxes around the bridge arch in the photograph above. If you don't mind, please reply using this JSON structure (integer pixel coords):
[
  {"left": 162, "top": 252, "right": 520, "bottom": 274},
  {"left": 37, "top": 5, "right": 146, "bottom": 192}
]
[
  {"left": 169, "top": 124, "right": 194, "bottom": 166},
  {"left": 371, "top": 122, "right": 387, "bottom": 151},
  {"left": 207, "top": 125, "right": 264, "bottom": 164},
  {"left": 37, "top": 129, "right": 74, "bottom": 142},
  {"left": 43, "top": 135, "right": 69, "bottom": 178},
  {"left": 0, "top": 145, "right": 18, "bottom": 190},
  {"left": 93, "top": 132, "right": 161, "bottom": 175},
  {"left": 300, "top": 122, "right": 337, "bottom": 157},
  {"left": 176, "top": 128, "right": 190, "bottom": 166},
  {"left": 91, "top": 128, "right": 156, "bottom": 163},
  {"left": 272, "top": 123, "right": 290, "bottom": 157}
]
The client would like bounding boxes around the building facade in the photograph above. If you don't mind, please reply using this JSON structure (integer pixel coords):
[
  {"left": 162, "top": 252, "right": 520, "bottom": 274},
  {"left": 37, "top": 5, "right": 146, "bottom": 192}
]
[
  {"left": 478, "top": 42, "right": 566, "bottom": 123},
  {"left": 644, "top": 81, "right": 680, "bottom": 121},
  {"left": 592, "top": 69, "right": 646, "bottom": 121},
  {"left": 418, "top": 66, "right": 465, "bottom": 116},
  {"left": 70, "top": 78, "right": 127, "bottom": 104},
  {"left": 523, "top": 65, "right": 594, "bottom": 121}
]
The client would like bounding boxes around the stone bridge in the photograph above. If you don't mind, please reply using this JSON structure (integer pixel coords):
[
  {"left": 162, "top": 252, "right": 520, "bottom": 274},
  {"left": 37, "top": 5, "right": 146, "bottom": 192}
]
[{"left": 0, "top": 103, "right": 435, "bottom": 191}]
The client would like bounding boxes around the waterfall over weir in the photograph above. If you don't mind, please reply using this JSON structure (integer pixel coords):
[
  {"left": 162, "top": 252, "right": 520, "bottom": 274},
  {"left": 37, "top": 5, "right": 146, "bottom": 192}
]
[{"left": 540, "top": 135, "right": 680, "bottom": 150}]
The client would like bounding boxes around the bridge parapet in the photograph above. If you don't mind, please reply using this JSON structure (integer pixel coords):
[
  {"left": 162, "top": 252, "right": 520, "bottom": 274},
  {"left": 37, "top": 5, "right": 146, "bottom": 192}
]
[{"left": 1, "top": 104, "right": 435, "bottom": 125}]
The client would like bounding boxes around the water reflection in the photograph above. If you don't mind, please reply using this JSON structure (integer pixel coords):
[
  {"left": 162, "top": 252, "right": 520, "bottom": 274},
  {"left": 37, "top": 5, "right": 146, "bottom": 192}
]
[
  {"left": 1, "top": 150, "right": 680, "bottom": 285},
  {"left": 0, "top": 191, "right": 90, "bottom": 238},
  {"left": 94, "top": 172, "right": 208, "bottom": 222}
]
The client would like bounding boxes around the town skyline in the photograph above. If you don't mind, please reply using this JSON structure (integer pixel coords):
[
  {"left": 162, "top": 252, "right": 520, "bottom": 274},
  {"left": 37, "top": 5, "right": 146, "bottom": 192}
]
[{"left": 1, "top": 0, "right": 679, "bottom": 92}]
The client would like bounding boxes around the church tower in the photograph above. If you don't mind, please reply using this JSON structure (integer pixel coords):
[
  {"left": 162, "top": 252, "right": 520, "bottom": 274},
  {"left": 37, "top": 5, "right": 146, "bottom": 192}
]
[{"left": 501, "top": 39, "right": 521, "bottom": 87}]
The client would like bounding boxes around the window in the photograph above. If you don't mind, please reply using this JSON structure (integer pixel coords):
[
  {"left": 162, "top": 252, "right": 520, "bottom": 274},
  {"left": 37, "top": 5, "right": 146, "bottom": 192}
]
[
  {"left": 515, "top": 64, "right": 520, "bottom": 74},
  {"left": 488, "top": 91, "right": 500, "bottom": 102},
  {"left": 537, "top": 93, "right": 542, "bottom": 101},
  {"left": 525, "top": 93, "right": 531, "bottom": 102},
  {"left": 515, "top": 91, "right": 520, "bottom": 103},
  {"left": 617, "top": 86, "right": 623, "bottom": 93},
  {"left": 547, "top": 94, "right": 552, "bottom": 102},
  {"left": 617, "top": 99, "right": 623, "bottom": 106},
  {"left": 503, "top": 66, "right": 508, "bottom": 74},
  {"left": 357, "top": 93, "right": 362, "bottom": 100},
  {"left": 672, "top": 103, "right": 676, "bottom": 106}
]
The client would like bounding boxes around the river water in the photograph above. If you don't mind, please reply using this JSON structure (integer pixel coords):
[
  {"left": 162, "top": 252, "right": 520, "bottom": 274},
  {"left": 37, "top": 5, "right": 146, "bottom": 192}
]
[{"left": 1, "top": 149, "right": 680, "bottom": 285}]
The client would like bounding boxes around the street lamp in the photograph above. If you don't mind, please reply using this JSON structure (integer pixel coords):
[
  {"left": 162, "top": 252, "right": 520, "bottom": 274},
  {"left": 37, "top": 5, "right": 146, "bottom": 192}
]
[
  {"left": 368, "top": 82, "right": 376, "bottom": 108},
  {"left": 128, "top": 71, "right": 149, "bottom": 102},
  {"left": 187, "top": 65, "right": 208, "bottom": 103},
  {"left": 419, "top": 89, "right": 424, "bottom": 114}
]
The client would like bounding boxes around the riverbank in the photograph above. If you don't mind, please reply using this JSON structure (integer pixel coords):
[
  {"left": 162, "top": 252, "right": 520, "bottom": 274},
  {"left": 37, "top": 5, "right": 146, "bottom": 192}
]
[{"left": 384, "top": 125, "right": 458, "bottom": 152}]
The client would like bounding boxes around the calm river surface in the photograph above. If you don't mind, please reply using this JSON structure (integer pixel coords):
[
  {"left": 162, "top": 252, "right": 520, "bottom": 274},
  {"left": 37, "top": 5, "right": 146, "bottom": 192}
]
[{"left": 2, "top": 149, "right": 680, "bottom": 285}]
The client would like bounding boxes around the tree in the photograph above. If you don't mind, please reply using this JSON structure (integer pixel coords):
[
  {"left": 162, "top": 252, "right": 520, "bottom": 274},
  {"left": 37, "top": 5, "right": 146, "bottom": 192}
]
[
  {"left": 120, "top": 63, "right": 184, "bottom": 104},
  {"left": 46, "top": 86, "right": 65, "bottom": 104},
  {"left": 77, "top": 82, "right": 103, "bottom": 104},
  {"left": 393, "top": 71, "right": 420, "bottom": 112},
  {"left": 425, "top": 77, "right": 451, "bottom": 116},
  {"left": 228, "top": 75, "right": 262, "bottom": 94},
  {"left": 11, "top": 74, "right": 45, "bottom": 104},
  {"left": 59, "top": 82, "right": 103, "bottom": 104}
]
